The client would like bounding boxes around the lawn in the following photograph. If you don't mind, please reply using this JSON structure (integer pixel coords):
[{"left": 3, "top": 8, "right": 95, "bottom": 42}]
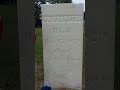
[
  {"left": 35, "top": 27, "right": 85, "bottom": 90},
  {"left": 35, "top": 28, "right": 44, "bottom": 90},
  {"left": 35, "top": 28, "right": 43, "bottom": 64}
]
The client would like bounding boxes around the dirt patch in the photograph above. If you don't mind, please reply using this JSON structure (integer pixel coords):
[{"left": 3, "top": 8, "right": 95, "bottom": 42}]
[{"left": 35, "top": 63, "right": 44, "bottom": 90}]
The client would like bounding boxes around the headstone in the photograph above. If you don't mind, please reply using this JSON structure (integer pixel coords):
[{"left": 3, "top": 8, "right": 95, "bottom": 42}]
[
  {"left": 115, "top": 1, "right": 119, "bottom": 90},
  {"left": 41, "top": 3, "right": 84, "bottom": 89},
  {"left": 17, "top": 0, "right": 35, "bottom": 90},
  {"left": 0, "top": 3, "right": 20, "bottom": 90},
  {"left": 85, "top": 0, "right": 115, "bottom": 89}
]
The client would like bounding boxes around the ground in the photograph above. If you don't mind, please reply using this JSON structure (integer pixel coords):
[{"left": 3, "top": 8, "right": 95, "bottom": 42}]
[
  {"left": 35, "top": 28, "right": 85, "bottom": 90},
  {"left": 35, "top": 28, "right": 44, "bottom": 90}
]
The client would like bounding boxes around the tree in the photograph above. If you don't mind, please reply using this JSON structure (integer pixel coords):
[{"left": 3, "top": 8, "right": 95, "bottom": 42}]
[
  {"left": 35, "top": 0, "right": 41, "bottom": 27},
  {"left": 35, "top": 0, "right": 72, "bottom": 28}
]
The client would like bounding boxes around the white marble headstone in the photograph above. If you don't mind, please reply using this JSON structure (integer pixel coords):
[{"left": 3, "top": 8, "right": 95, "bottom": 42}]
[{"left": 41, "top": 3, "right": 84, "bottom": 90}]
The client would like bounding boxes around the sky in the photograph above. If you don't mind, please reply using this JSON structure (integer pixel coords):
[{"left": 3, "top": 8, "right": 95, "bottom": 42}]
[
  {"left": 72, "top": 0, "right": 85, "bottom": 11},
  {"left": 72, "top": 0, "right": 85, "bottom": 4}
]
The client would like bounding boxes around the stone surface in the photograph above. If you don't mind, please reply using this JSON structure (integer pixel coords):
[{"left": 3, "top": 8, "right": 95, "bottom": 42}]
[
  {"left": 0, "top": 5, "right": 20, "bottom": 90},
  {"left": 41, "top": 3, "right": 84, "bottom": 89}
]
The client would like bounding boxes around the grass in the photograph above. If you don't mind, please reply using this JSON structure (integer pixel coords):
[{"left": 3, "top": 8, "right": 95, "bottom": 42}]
[
  {"left": 35, "top": 28, "right": 44, "bottom": 90},
  {"left": 35, "top": 28, "right": 43, "bottom": 64},
  {"left": 35, "top": 27, "right": 85, "bottom": 90}
]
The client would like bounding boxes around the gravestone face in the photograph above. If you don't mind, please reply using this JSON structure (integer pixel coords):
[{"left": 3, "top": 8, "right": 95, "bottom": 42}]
[
  {"left": 0, "top": 4, "right": 20, "bottom": 90},
  {"left": 85, "top": 0, "right": 115, "bottom": 89},
  {"left": 41, "top": 4, "right": 84, "bottom": 89}
]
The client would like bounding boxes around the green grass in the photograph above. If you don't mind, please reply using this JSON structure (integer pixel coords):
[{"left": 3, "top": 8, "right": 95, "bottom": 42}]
[
  {"left": 35, "top": 28, "right": 43, "bottom": 64},
  {"left": 35, "top": 28, "right": 44, "bottom": 90}
]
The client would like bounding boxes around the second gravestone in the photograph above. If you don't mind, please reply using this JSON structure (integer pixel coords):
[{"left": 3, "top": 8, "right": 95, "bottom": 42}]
[{"left": 41, "top": 3, "right": 84, "bottom": 89}]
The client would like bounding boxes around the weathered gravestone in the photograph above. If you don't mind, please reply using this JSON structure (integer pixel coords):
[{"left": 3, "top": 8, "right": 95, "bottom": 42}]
[
  {"left": 41, "top": 3, "right": 84, "bottom": 89},
  {"left": 17, "top": 0, "right": 35, "bottom": 90},
  {"left": 0, "top": 3, "right": 20, "bottom": 90},
  {"left": 115, "top": 0, "right": 120, "bottom": 89},
  {"left": 85, "top": 0, "right": 115, "bottom": 89}
]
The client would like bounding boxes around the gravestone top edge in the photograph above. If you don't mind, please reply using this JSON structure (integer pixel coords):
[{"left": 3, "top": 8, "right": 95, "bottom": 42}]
[
  {"left": 41, "top": 3, "right": 84, "bottom": 6},
  {"left": 41, "top": 3, "right": 84, "bottom": 16}
]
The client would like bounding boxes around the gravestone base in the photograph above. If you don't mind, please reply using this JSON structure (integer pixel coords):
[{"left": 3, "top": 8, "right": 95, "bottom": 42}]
[{"left": 53, "top": 88, "right": 79, "bottom": 90}]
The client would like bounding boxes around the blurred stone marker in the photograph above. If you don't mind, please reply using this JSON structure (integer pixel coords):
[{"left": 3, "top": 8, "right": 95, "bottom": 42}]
[
  {"left": 41, "top": 3, "right": 84, "bottom": 90},
  {"left": 0, "top": 4, "right": 20, "bottom": 90}
]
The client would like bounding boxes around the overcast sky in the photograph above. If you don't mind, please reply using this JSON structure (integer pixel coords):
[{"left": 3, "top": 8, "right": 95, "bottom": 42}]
[
  {"left": 72, "top": 0, "right": 85, "bottom": 3},
  {"left": 72, "top": 0, "right": 85, "bottom": 11}
]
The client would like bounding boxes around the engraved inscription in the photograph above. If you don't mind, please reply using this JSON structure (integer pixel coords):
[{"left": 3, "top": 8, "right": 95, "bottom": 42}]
[
  {"left": 45, "top": 56, "right": 81, "bottom": 62},
  {"left": 42, "top": 16, "right": 83, "bottom": 22},
  {"left": 44, "top": 39, "right": 81, "bottom": 44},
  {"left": 45, "top": 48, "right": 72, "bottom": 54},
  {"left": 48, "top": 26, "right": 71, "bottom": 33},
  {"left": 86, "top": 31, "right": 109, "bottom": 46}
]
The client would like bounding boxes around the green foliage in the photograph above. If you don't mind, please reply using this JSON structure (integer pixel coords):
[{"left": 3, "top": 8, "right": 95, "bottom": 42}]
[{"left": 35, "top": 1, "right": 41, "bottom": 27}]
